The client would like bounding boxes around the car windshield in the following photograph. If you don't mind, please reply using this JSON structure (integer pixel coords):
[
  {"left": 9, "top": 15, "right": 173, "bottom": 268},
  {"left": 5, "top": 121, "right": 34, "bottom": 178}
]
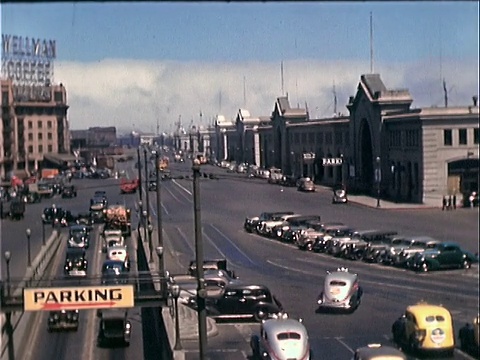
[
  {"left": 330, "top": 280, "right": 347, "bottom": 286},
  {"left": 277, "top": 332, "right": 302, "bottom": 340}
]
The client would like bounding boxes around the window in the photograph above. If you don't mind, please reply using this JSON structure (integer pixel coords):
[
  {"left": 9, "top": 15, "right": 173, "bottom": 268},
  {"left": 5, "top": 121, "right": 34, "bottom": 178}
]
[
  {"left": 47, "top": 120, "right": 52, "bottom": 129},
  {"left": 474, "top": 128, "right": 479, "bottom": 144},
  {"left": 38, "top": 133, "right": 43, "bottom": 140},
  {"left": 28, "top": 121, "right": 33, "bottom": 129},
  {"left": 38, "top": 145, "right": 43, "bottom": 153},
  {"left": 38, "top": 120, "right": 42, "bottom": 128},
  {"left": 443, "top": 129, "right": 452, "bottom": 146},
  {"left": 54, "top": 91, "right": 63, "bottom": 102},
  {"left": 28, "top": 145, "right": 33, "bottom": 153},
  {"left": 2, "top": 91, "right": 8, "bottom": 105},
  {"left": 406, "top": 130, "right": 419, "bottom": 147},
  {"left": 28, "top": 133, "right": 33, "bottom": 141},
  {"left": 459, "top": 129, "right": 467, "bottom": 145},
  {"left": 47, "top": 133, "right": 52, "bottom": 140},
  {"left": 48, "top": 145, "right": 53, "bottom": 152}
]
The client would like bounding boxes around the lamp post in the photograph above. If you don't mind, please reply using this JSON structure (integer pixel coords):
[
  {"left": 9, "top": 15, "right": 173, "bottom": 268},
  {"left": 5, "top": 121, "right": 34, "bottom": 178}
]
[
  {"left": 148, "top": 224, "right": 154, "bottom": 263},
  {"left": 26, "top": 228, "right": 32, "bottom": 267},
  {"left": 4, "top": 251, "right": 11, "bottom": 297},
  {"left": 375, "top": 157, "right": 381, "bottom": 208},
  {"left": 155, "top": 246, "right": 167, "bottom": 298},
  {"left": 137, "top": 147, "right": 143, "bottom": 202},
  {"left": 142, "top": 210, "right": 148, "bottom": 243},
  {"left": 170, "top": 283, "right": 183, "bottom": 350},
  {"left": 155, "top": 152, "right": 165, "bottom": 280},
  {"left": 143, "top": 147, "right": 151, "bottom": 239},
  {"left": 192, "top": 159, "right": 207, "bottom": 359},
  {"left": 42, "top": 220, "right": 46, "bottom": 246}
]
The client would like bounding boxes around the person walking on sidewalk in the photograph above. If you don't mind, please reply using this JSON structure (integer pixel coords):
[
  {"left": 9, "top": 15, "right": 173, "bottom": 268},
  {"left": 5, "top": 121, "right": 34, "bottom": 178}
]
[
  {"left": 447, "top": 195, "right": 452, "bottom": 210},
  {"left": 442, "top": 196, "right": 447, "bottom": 211},
  {"left": 453, "top": 194, "right": 457, "bottom": 210}
]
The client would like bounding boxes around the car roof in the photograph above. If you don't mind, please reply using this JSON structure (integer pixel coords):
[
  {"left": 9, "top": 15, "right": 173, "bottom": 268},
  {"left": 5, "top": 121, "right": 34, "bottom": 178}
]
[
  {"left": 325, "top": 270, "right": 357, "bottom": 282},
  {"left": 406, "top": 303, "right": 452, "bottom": 319},
  {"left": 262, "top": 318, "right": 308, "bottom": 336}
]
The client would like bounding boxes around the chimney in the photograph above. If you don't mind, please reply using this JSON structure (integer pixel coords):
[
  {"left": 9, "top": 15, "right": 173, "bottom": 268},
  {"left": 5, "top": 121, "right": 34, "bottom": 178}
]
[{"left": 473, "top": 95, "right": 478, "bottom": 107}]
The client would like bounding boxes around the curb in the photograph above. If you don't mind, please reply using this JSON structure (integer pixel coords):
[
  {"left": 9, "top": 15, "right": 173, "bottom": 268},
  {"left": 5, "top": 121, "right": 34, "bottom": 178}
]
[{"left": 347, "top": 199, "right": 439, "bottom": 211}]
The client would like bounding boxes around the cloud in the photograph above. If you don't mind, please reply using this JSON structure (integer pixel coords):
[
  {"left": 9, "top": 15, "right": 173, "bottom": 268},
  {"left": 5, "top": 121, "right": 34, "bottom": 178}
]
[{"left": 55, "top": 57, "right": 479, "bottom": 134}]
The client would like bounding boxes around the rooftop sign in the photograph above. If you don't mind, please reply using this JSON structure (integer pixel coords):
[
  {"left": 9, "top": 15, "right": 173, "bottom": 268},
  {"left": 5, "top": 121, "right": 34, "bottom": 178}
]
[{"left": 23, "top": 285, "right": 135, "bottom": 311}]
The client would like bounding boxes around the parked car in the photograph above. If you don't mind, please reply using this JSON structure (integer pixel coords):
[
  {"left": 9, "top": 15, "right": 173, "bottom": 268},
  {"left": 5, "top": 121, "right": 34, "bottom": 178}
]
[
  {"left": 296, "top": 221, "right": 344, "bottom": 251},
  {"left": 343, "top": 230, "right": 398, "bottom": 261},
  {"left": 351, "top": 343, "right": 406, "bottom": 360},
  {"left": 268, "top": 167, "right": 283, "bottom": 184},
  {"left": 458, "top": 315, "right": 480, "bottom": 356},
  {"left": 297, "top": 177, "right": 316, "bottom": 192},
  {"left": 316, "top": 268, "right": 363, "bottom": 313},
  {"left": 332, "top": 184, "right": 348, "bottom": 204},
  {"left": 62, "top": 185, "right": 77, "bottom": 198},
  {"left": 392, "top": 302, "right": 455, "bottom": 356},
  {"left": 188, "top": 283, "right": 283, "bottom": 322},
  {"left": 394, "top": 237, "right": 443, "bottom": 268},
  {"left": 313, "top": 225, "right": 354, "bottom": 253},
  {"left": 244, "top": 211, "right": 294, "bottom": 233},
  {"left": 377, "top": 236, "right": 418, "bottom": 265},
  {"left": 273, "top": 215, "right": 322, "bottom": 241},
  {"left": 64, "top": 248, "right": 88, "bottom": 276},
  {"left": 410, "top": 242, "right": 478, "bottom": 272},
  {"left": 250, "top": 313, "right": 313, "bottom": 360},
  {"left": 47, "top": 310, "right": 79, "bottom": 332}
]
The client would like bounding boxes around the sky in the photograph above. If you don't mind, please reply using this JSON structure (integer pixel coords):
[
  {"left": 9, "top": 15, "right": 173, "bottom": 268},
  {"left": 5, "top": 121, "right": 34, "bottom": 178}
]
[{"left": 1, "top": 2, "right": 479, "bottom": 135}]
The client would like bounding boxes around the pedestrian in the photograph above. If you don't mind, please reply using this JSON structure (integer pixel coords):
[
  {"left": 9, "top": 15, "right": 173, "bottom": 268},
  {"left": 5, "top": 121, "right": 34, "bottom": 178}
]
[
  {"left": 453, "top": 194, "right": 457, "bottom": 210},
  {"left": 447, "top": 195, "right": 452, "bottom": 210},
  {"left": 442, "top": 196, "right": 447, "bottom": 211}
]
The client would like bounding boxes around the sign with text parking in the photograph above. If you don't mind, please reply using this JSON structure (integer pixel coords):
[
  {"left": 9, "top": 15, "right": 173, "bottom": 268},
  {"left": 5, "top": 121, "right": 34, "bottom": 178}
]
[{"left": 23, "top": 285, "right": 134, "bottom": 311}]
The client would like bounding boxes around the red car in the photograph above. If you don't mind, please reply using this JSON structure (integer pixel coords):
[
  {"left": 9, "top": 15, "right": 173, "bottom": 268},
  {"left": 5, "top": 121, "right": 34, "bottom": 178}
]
[{"left": 120, "top": 178, "right": 139, "bottom": 194}]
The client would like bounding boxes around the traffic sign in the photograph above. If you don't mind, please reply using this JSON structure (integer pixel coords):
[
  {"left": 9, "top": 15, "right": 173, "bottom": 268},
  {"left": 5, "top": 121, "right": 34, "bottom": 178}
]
[{"left": 23, "top": 285, "right": 134, "bottom": 311}]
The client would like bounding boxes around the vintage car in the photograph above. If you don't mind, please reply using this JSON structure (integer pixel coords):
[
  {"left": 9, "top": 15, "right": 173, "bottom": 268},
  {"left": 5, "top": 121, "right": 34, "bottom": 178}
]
[
  {"left": 317, "top": 268, "right": 363, "bottom": 313},
  {"left": 61, "top": 185, "right": 77, "bottom": 198},
  {"left": 102, "top": 229, "right": 125, "bottom": 253},
  {"left": 361, "top": 230, "right": 399, "bottom": 263},
  {"left": 250, "top": 313, "right": 313, "bottom": 360},
  {"left": 279, "top": 224, "right": 309, "bottom": 244},
  {"left": 75, "top": 212, "right": 93, "bottom": 226},
  {"left": 244, "top": 211, "right": 294, "bottom": 233},
  {"left": 351, "top": 343, "right": 407, "bottom": 360},
  {"left": 394, "top": 237, "right": 443, "bottom": 268},
  {"left": 313, "top": 225, "right": 354, "bottom": 253},
  {"left": 189, "top": 283, "right": 283, "bottom": 322},
  {"left": 97, "top": 309, "right": 131, "bottom": 347},
  {"left": 101, "top": 260, "right": 129, "bottom": 285},
  {"left": 411, "top": 242, "right": 478, "bottom": 272},
  {"left": 68, "top": 232, "right": 89, "bottom": 249},
  {"left": 64, "top": 248, "right": 88, "bottom": 276},
  {"left": 296, "top": 221, "right": 345, "bottom": 251},
  {"left": 392, "top": 302, "right": 455, "bottom": 355},
  {"left": 297, "top": 177, "right": 316, "bottom": 192},
  {"left": 148, "top": 177, "right": 157, "bottom": 191},
  {"left": 42, "top": 206, "right": 68, "bottom": 226},
  {"left": 458, "top": 315, "right": 480, "bottom": 356},
  {"left": 273, "top": 215, "right": 322, "bottom": 241},
  {"left": 107, "top": 246, "right": 130, "bottom": 270},
  {"left": 332, "top": 184, "right": 348, "bottom": 204},
  {"left": 376, "top": 236, "right": 418, "bottom": 265},
  {"left": 343, "top": 230, "right": 398, "bottom": 261},
  {"left": 47, "top": 310, "right": 79, "bottom": 332},
  {"left": 187, "top": 259, "right": 237, "bottom": 279},
  {"left": 257, "top": 214, "right": 302, "bottom": 237}
]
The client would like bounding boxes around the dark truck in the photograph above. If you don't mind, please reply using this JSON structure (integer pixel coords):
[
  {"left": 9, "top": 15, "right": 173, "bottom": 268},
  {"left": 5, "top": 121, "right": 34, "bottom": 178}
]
[
  {"left": 0, "top": 198, "right": 26, "bottom": 220},
  {"left": 97, "top": 309, "right": 131, "bottom": 347}
]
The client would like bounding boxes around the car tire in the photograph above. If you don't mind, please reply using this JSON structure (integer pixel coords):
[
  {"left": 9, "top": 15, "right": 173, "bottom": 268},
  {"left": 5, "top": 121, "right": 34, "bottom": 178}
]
[{"left": 254, "top": 308, "right": 268, "bottom": 322}]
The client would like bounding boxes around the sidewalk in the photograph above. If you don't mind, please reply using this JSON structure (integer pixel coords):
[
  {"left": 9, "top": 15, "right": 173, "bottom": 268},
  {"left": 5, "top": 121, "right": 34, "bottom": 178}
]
[
  {"left": 137, "top": 228, "right": 218, "bottom": 360},
  {"left": 346, "top": 193, "right": 439, "bottom": 210}
]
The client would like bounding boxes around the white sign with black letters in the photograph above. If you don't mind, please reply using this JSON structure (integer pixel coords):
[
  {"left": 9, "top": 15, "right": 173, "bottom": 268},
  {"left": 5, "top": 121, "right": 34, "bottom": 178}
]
[{"left": 322, "top": 157, "right": 343, "bottom": 166}]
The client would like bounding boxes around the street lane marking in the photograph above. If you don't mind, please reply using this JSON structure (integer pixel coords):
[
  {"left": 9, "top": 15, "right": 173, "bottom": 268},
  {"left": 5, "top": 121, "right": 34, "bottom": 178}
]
[
  {"left": 335, "top": 337, "right": 354, "bottom": 353},
  {"left": 208, "top": 224, "right": 256, "bottom": 266},
  {"left": 175, "top": 226, "right": 195, "bottom": 253}
]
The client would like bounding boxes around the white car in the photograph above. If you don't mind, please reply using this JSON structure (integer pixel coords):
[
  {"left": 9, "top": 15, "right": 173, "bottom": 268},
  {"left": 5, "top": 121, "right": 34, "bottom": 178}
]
[
  {"left": 258, "top": 214, "right": 301, "bottom": 237},
  {"left": 107, "top": 245, "right": 129, "bottom": 269}
]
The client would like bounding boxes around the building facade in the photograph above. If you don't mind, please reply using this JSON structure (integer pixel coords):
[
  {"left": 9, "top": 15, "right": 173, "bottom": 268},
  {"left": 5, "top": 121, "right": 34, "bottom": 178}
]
[
  {"left": 1, "top": 79, "right": 70, "bottom": 179},
  {"left": 196, "top": 73, "right": 479, "bottom": 205}
]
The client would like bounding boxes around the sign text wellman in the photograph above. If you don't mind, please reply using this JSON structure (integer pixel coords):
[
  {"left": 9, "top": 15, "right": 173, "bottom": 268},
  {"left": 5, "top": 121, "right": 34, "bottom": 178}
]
[{"left": 2, "top": 35, "right": 56, "bottom": 58}]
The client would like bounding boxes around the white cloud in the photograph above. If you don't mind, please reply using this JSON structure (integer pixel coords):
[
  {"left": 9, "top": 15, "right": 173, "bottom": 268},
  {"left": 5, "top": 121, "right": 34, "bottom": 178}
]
[{"left": 55, "top": 57, "right": 479, "bottom": 135}]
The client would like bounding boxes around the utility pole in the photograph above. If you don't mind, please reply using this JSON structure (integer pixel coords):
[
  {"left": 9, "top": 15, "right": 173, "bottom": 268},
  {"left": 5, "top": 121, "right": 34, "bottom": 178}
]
[
  {"left": 137, "top": 147, "right": 143, "bottom": 202},
  {"left": 155, "top": 152, "right": 164, "bottom": 278},
  {"left": 143, "top": 147, "right": 150, "bottom": 242},
  {"left": 192, "top": 160, "right": 207, "bottom": 359}
]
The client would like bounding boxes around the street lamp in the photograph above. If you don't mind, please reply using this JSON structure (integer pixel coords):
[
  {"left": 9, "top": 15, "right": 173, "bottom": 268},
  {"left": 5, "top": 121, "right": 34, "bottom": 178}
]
[
  {"left": 26, "top": 228, "right": 32, "bottom": 267},
  {"left": 4, "top": 251, "right": 11, "bottom": 297},
  {"left": 375, "top": 157, "right": 381, "bottom": 208},
  {"left": 42, "top": 220, "right": 46, "bottom": 246},
  {"left": 155, "top": 152, "right": 165, "bottom": 282},
  {"left": 170, "top": 283, "right": 182, "bottom": 350},
  {"left": 148, "top": 224, "right": 154, "bottom": 263},
  {"left": 142, "top": 210, "right": 148, "bottom": 243},
  {"left": 155, "top": 246, "right": 167, "bottom": 298},
  {"left": 137, "top": 147, "right": 143, "bottom": 202},
  {"left": 143, "top": 147, "right": 151, "bottom": 238}
]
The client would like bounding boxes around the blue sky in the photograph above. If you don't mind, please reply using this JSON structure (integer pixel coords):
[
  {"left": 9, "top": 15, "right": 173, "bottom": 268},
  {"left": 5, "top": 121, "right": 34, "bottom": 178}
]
[{"left": 1, "top": 2, "right": 478, "bottom": 133}]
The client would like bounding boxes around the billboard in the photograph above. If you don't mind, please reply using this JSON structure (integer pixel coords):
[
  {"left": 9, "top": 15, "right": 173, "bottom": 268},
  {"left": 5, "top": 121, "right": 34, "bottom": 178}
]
[{"left": 1, "top": 34, "right": 57, "bottom": 102}]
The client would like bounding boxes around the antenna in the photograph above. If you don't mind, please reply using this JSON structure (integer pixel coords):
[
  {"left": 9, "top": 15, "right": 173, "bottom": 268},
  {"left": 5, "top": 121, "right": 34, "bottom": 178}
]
[
  {"left": 243, "top": 76, "right": 246, "bottom": 107},
  {"left": 281, "top": 61, "right": 285, "bottom": 96},
  {"left": 443, "top": 78, "right": 448, "bottom": 108},
  {"left": 370, "top": 11, "right": 374, "bottom": 74},
  {"left": 333, "top": 81, "right": 338, "bottom": 115}
]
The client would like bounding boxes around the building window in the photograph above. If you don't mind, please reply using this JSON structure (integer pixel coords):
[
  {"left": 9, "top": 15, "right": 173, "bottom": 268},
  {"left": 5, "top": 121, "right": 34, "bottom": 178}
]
[
  {"left": 443, "top": 129, "right": 452, "bottom": 146},
  {"left": 38, "top": 145, "right": 43, "bottom": 153},
  {"left": 28, "top": 133, "right": 33, "bottom": 141},
  {"left": 459, "top": 129, "right": 467, "bottom": 145},
  {"left": 474, "top": 128, "right": 479, "bottom": 144},
  {"left": 28, "top": 145, "right": 33, "bottom": 153},
  {"left": 48, "top": 145, "right": 53, "bottom": 152},
  {"left": 2, "top": 91, "right": 8, "bottom": 105},
  {"left": 38, "top": 120, "right": 42, "bottom": 128},
  {"left": 47, "top": 120, "right": 52, "bottom": 129},
  {"left": 28, "top": 121, "right": 32, "bottom": 129},
  {"left": 54, "top": 91, "right": 63, "bottom": 102},
  {"left": 47, "top": 132, "right": 52, "bottom": 140},
  {"left": 325, "top": 132, "right": 333, "bottom": 145},
  {"left": 406, "top": 130, "right": 419, "bottom": 147},
  {"left": 38, "top": 133, "right": 43, "bottom": 140}
]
